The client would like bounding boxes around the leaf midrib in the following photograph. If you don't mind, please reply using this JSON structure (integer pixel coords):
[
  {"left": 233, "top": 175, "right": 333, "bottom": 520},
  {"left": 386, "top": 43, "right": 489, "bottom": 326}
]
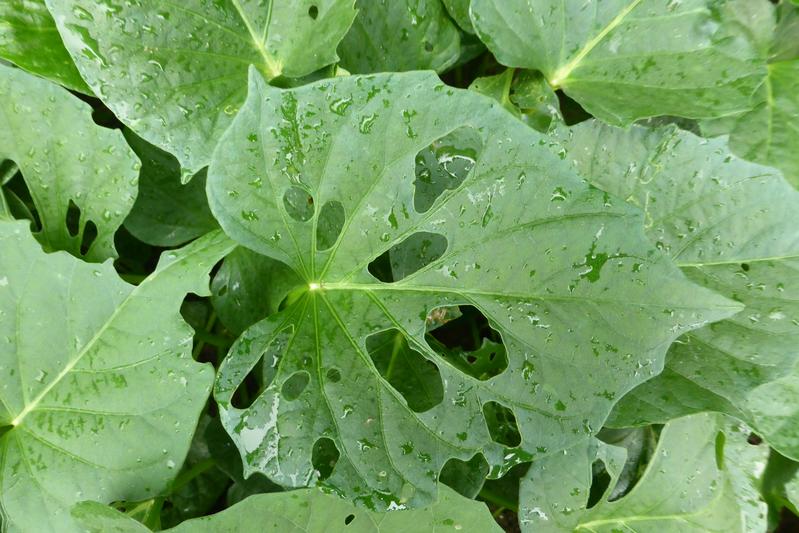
[
  {"left": 230, "top": 0, "right": 281, "bottom": 78},
  {"left": 8, "top": 245, "right": 205, "bottom": 428}
]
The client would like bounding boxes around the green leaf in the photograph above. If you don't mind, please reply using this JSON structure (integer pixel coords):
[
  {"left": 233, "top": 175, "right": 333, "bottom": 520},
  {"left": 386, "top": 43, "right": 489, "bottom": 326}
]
[
  {"left": 0, "top": 64, "right": 139, "bottom": 261},
  {"left": 122, "top": 130, "right": 218, "bottom": 247},
  {"left": 207, "top": 70, "right": 737, "bottom": 508},
  {"left": 469, "top": 69, "right": 561, "bottom": 132},
  {"left": 470, "top": 0, "right": 768, "bottom": 125},
  {"left": 0, "top": 0, "right": 90, "bottom": 93},
  {"left": 0, "top": 221, "right": 235, "bottom": 532},
  {"left": 518, "top": 414, "right": 766, "bottom": 532},
  {"left": 554, "top": 120, "right": 799, "bottom": 459},
  {"left": 701, "top": 2, "right": 799, "bottom": 186},
  {"left": 46, "top": 0, "right": 357, "bottom": 178},
  {"left": 74, "top": 485, "right": 501, "bottom": 533},
  {"left": 441, "top": 0, "right": 475, "bottom": 34},
  {"left": 338, "top": 0, "right": 460, "bottom": 74},
  {"left": 211, "top": 247, "right": 303, "bottom": 336}
]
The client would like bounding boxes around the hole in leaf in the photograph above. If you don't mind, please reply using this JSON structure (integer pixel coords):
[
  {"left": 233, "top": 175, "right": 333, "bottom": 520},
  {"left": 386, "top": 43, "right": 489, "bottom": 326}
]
[
  {"left": 326, "top": 367, "right": 341, "bottom": 383},
  {"left": 0, "top": 159, "right": 19, "bottom": 185},
  {"left": 308, "top": 5, "right": 319, "bottom": 19},
  {"left": 367, "top": 232, "right": 447, "bottom": 283},
  {"left": 439, "top": 453, "right": 489, "bottom": 498},
  {"left": 586, "top": 460, "right": 611, "bottom": 509},
  {"left": 283, "top": 186, "right": 314, "bottom": 222},
  {"left": 741, "top": 263, "right": 750, "bottom": 272},
  {"left": 482, "top": 401, "right": 521, "bottom": 447},
  {"left": 230, "top": 329, "right": 291, "bottom": 408},
  {"left": 423, "top": 41, "right": 434, "bottom": 52},
  {"left": 65, "top": 199, "right": 81, "bottom": 237},
  {"left": 6, "top": 172, "right": 41, "bottom": 230},
  {"left": 316, "top": 200, "right": 345, "bottom": 251},
  {"left": 344, "top": 514, "right": 355, "bottom": 525},
  {"left": 365, "top": 329, "right": 443, "bottom": 413},
  {"left": 414, "top": 126, "right": 482, "bottom": 213},
  {"left": 312, "top": 437, "right": 339, "bottom": 480},
  {"left": 425, "top": 305, "right": 507, "bottom": 380},
  {"left": 281, "top": 371, "right": 310, "bottom": 400},
  {"left": 747, "top": 433, "right": 763, "bottom": 445},
  {"left": 80, "top": 220, "right": 98, "bottom": 256}
]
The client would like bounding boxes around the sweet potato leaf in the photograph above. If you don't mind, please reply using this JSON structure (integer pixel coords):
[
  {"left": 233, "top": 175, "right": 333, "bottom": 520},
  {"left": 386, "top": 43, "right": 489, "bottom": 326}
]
[
  {"left": 470, "top": 0, "right": 769, "bottom": 125},
  {"left": 72, "top": 485, "right": 502, "bottom": 533},
  {"left": 0, "top": 221, "right": 235, "bottom": 532},
  {"left": 0, "top": 64, "right": 139, "bottom": 261},
  {"left": 207, "top": 69, "right": 737, "bottom": 509},
  {"left": 123, "top": 130, "right": 218, "bottom": 248},
  {"left": 701, "top": 2, "right": 799, "bottom": 186},
  {"left": 441, "top": 0, "right": 474, "bottom": 34},
  {"left": 518, "top": 414, "right": 767, "bottom": 532},
  {"left": 0, "top": 0, "right": 89, "bottom": 93},
  {"left": 555, "top": 120, "right": 799, "bottom": 459},
  {"left": 46, "top": 0, "right": 357, "bottom": 178},
  {"left": 338, "top": 0, "right": 461, "bottom": 74}
]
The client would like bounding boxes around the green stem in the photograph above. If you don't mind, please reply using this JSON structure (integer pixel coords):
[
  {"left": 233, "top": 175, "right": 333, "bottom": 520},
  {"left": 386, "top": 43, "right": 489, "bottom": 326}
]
[
  {"left": 192, "top": 310, "right": 217, "bottom": 359},
  {"left": 384, "top": 331, "right": 404, "bottom": 380},
  {"left": 170, "top": 458, "right": 217, "bottom": 494}
]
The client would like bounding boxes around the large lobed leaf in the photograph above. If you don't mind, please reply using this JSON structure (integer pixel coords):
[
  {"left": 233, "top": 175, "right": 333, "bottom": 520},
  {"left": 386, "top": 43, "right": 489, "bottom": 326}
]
[
  {"left": 46, "top": 0, "right": 357, "bottom": 178},
  {"left": 207, "top": 69, "right": 737, "bottom": 508},
  {"left": 470, "top": 0, "right": 768, "bottom": 125},
  {"left": 0, "top": 221, "right": 234, "bottom": 532},
  {"left": 554, "top": 120, "right": 799, "bottom": 459},
  {"left": 0, "top": 64, "right": 139, "bottom": 261}
]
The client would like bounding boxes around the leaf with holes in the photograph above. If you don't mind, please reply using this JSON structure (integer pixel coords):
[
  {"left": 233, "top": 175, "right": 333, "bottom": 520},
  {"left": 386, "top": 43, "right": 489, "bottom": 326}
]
[
  {"left": 553, "top": 120, "right": 799, "bottom": 459},
  {"left": 338, "top": 0, "right": 461, "bottom": 74},
  {"left": 72, "top": 485, "right": 502, "bottom": 533},
  {"left": 518, "top": 414, "right": 767, "bottom": 532},
  {"left": 0, "top": 64, "right": 139, "bottom": 261},
  {"left": 470, "top": 0, "right": 768, "bottom": 125},
  {"left": 0, "top": 221, "right": 234, "bottom": 532},
  {"left": 46, "top": 0, "right": 357, "bottom": 178},
  {"left": 206, "top": 69, "right": 737, "bottom": 509},
  {"left": 0, "top": 0, "right": 90, "bottom": 93}
]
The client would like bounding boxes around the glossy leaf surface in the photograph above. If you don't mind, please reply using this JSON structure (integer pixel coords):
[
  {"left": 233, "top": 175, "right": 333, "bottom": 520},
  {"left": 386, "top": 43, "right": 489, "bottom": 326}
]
[
  {"left": 555, "top": 120, "right": 799, "bottom": 459},
  {"left": 0, "top": 221, "right": 235, "bottom": 532},
  {"left": 0, "top": 64, "right": 139, "bottom": 261},
  {"left": 46, "top": 0, "right": 357, "bottom": 177},
  {"left": 0, "top": 0, "right": 89, "bottom": 93},
  {"left": 518, "top": 414, "right": 766, "bottom": 532},
  {"left": 470, "top": 0, "right": 768, "bottom": 125},
  {"left": 207, "top": 70, "right": 737, "bottom": 508},
  {"left": 338, "top": 0, "right": 461, "bottom": 74}
]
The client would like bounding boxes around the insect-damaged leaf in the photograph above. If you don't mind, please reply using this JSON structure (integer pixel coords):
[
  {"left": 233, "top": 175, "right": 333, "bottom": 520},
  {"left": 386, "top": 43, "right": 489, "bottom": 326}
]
[
  {"left": 470, "top": 0, "right": 767, "bottom": 125},
  {"left": 518, "top": 414, "right": 767, "bottom": 532},
  {"left": 555, "top": 120, "right": 799, "bottom": 460},
  {"left": 0, "top": 222, "right": 234, "bottom": 532},
  {"left": 206, "top": 69, "right": 736, "bottom": 508},
  {"left": 46, "top": 0, "right": 357, "bottom": 178},
  {"left": 0, "top": 64, "right": 139, "bottom": 261}
]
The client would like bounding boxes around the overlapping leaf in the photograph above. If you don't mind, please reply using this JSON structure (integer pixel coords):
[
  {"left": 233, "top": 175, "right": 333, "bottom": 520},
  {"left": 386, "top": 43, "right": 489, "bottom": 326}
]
[
  {"left": 46, "top": 0, "right": 357, "bottom": 178},
  {"left": 123, "top": 130, "right": 218, "bottom": 248},
  {"left": 0, "top": 64, "right": 139, "bottom": 261},
  {"left": 0, "top": 221, "right": 234, "bottom": 532},
  {"left": 0, "top": 0, "right": 89, "bottom": 93},
  {"left": 554, "top": 120, "right": 799, "bottom": 459},
  {"left": 338, "top": 0, "right": 461, "bottom": 74},
  {"left": 207, "top": 69, "right": 737, "bottom": 508},
  {"left": 702, "top": 2, "right": 799, "bottom": 186},
  {"left": 72, "top": 485, "right": 501, "bottom": 533},
  {"left": 518, "top": 414, "right": 767, "bottom": 532},
  {"left": 470, "top": 0, "right": 768, "bottom": 125}
]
